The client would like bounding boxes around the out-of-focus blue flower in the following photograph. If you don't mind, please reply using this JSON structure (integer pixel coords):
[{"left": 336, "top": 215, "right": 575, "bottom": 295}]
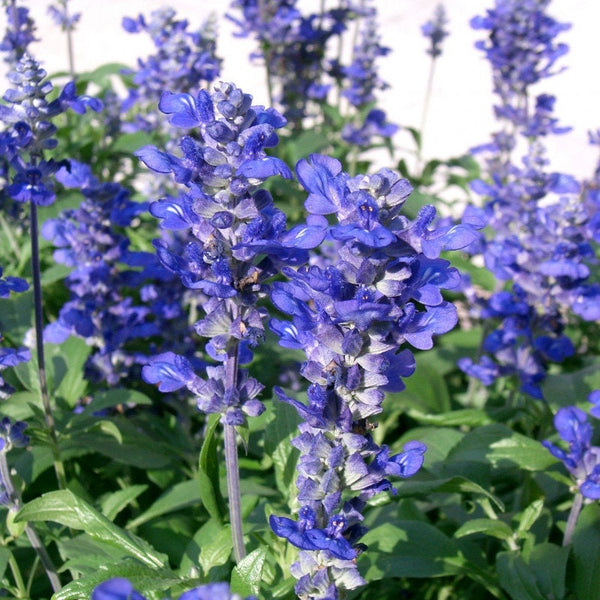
[
  {"left": 47, "top": 0, "right": 80, "bottom": 31},
  {"left": 227, "top": 0, "right": 355, "bottom": 123},
  {"left": 121, "top": 8, "right": 221, "bottom": 135},
  {"left": 459, "top": 1, "right": 599, "bottom": 397},
  {"left": 422, "top": 4, "right": 449, "bottom": 58},
  {"left": 92, "top": 578, "right": 256, "bottom": 600},
  {"left": 42, "top": 161, "right": 195, "bottom": 387},
  {"left": 0, "top": 2, "right": 36, "bottom": 67}
]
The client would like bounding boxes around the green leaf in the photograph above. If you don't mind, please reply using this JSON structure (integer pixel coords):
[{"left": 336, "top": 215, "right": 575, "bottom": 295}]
[
  {"left": 360, "top": 520, "right": 468, "bottom": 578},
  {"left": 542, "top": 362, "right": 600, "bottom": 413},
  {"left": 496, "top": 551, "right": 546, "bottom": 600},
  {"left": 101, "top": 485, "right": 148, "bottom": 521},
  {"left": 395, "top": 475, "right": 504, "bottom": 512},
  {"left": 528, "top": 543, "right": 569, "bottom": 600},
  {"left": 52, "top": 557, "right": 180, "bottom": 600},
  {"left": 0, "top": 547, "right": 10, "bottom": 579},
  {"left": 516, "top": 500, "right": 544, "bottom": 536},
  {"left": 447, "top": 424, "right": 557, "bottom": 471},
  {"left": 198, "top": 414, "right": 225, "bottom": 523},
  {"left": 230, "top": 547, "right": 267, "bottom": 597},
  {"left": 127, "top": 480, "right": 201, "bottom": 529},
  {"left": 264, "top": 400, "right": 300, "bottom": 496},
  {"left": 387, "top": 354, "right": 451, "bottom": 414},
  {"left": 80, "top": 388, "right": 153, "bottom": 415},
  {"left": 572, "top": 503, "right": 600, "bottom": 600},
  {"left": 197, "top": 520, "right": 232, "bottom": 576},
  {"left": 51, "top": 337, "right": 91, "bottom": 406},
  {"left": 16, "top": 490, "right": 167, "bottom": 569},
  {"left": 408, "top": 408, "right": 495, "bottom": 428},
  {"left": 454, "top": 518, "right": 513, "bottom": 541}
]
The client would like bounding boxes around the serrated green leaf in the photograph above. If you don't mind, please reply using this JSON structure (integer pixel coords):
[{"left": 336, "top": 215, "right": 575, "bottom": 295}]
[
  {"left": 572, "top": 503, "right": 600, "bottom": 600},
  {"left": 127, "top": 480, "right": 201, "bottom": 529},
  {"left": 101, "top": 485, "right": 148, "bottom": 521},
  {"left": 454, "top": 518, "right": 513, "bottom": 541},
  {"left": 16, "top": 490, "right": 167, "bottom": 569},
  {"left": 52, "top": 557, "right": 180, "bottom": 600},
  {"left": 198, "top": 414, "right": 225, "bottom": 523},
  {"left": 496, "top": 551, "right": 546, "bottom": 600},
  {"left": 230, "top": 547, "right": 267, "bottom": 597}
]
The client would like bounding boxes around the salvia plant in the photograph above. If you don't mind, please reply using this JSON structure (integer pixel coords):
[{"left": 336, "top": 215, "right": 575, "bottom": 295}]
[{"left": 0, "top": 1, "right": 598, "bottom": 599}]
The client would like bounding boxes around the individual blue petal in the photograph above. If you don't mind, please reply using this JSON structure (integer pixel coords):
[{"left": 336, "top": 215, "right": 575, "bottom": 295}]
[
  {"left": 281, "top": 215, "right": 328, "bottom": 249},
  {"left": 237, "top": 156, "right": 292, "bottom": 180},
  {"left": 142, "top": 352, "right": 198, "bottom": 392},
  {"left": 135, "top": 146, "right": 191, "bottom": 183},
  {"left": 158, "top": 91, "right": 201, "bottom": 127}
]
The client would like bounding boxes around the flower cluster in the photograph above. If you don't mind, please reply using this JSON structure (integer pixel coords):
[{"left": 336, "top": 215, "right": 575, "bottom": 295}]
[
  {"left": 340, "top": 5, "right": 398, "bottom": 148},
  {"left": 269, "top": 154, "right": 478, "bottom": 598},
  {"left": 227, "top": 0, "right": 355, "bottom": 123},
  {"left": 47, "top": 0, "right": 80, "bottom": 32},
  {"left": 42, "top": 160, "right": 194, "bottom": 386},
  {"left": 543, "top": 391, "right": 600, "bottom": 499},
  {"left": 0, "top": 1, "right": 36, "bottom": 67},
  {"left": 422, "top": 4, "right": 449, "bottom": 58},
  {"left": 0, "top": 52, "right": 101, "bottom": 210},
  {"left": 139, "top": 82, "right": 309, "bottom": 425},
  {"left": 92, "top": 578, "right": 256, "bottom": 600},
  {"left": 122, "top": 7, "right": 221, "bottom": 134},
  {"left": 458, "top": 0, "right": 600, "bottom": 398}
]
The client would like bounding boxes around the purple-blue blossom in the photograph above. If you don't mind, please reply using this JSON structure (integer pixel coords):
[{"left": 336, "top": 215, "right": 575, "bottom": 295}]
[
  {"left": 139, "top": 82, "right": 308, "bottom": 426},
  {"left": 269, "top": 153, "right": 471, "bottom": 597},
  {"left": 543, "top": 396, "right": 600, "bottom": 500},
  {"left": 422, "top": 4, "right": 449, "bottom": 58}
]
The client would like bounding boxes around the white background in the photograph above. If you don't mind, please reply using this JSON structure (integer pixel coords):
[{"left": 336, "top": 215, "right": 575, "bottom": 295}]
[{"left": 2, "top": 0, "right": 600, "bottom": 179}]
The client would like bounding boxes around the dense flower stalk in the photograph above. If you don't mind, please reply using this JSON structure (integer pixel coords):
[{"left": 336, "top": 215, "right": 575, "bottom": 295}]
[
  {"left": 227, "top": 0, "right": 355, "bottom": 123},
  {"left": 421, "top": 4, "right": 449, "bottom": 58},
  {"left": 458, "top": 0, "right": 600, "bottom": 398},
  {"left": 340, "top": 3, "right": 397, "bottom": 150},
  {"left": 122, "top": 7, "right": 221, "bottom": 135},
  {"left": 138, "top": 81, "right": 311, "bottom": 561},
  {"left": 0, "top": 0, "right": 36, "bottom": 67},
  {"left": 42, "top": 160, "right": 195, "bottom": 387},
  {"left": 269, "top": 154, "right": 478, "bottom": 598}
]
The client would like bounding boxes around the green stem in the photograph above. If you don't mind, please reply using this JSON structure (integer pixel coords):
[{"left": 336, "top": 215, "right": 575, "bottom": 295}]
[
  {"left": 8, "top": 554, "right": 27, "bottom": 599},
  {"left": 30, "top": 202, "right": 67, "bottom": 490}
]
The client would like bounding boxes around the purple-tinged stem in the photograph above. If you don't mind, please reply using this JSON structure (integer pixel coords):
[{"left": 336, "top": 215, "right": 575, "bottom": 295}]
[
  {"left": 0, "top": 452, "right": 61, "bottom": 592},
  {"left": 223, "top": 341, "right": 246, "bottom": 563},
  {"left": 563, "top": 491, "right": 583, "bottom": 546},
  {"left": 30, "top": 202, "right": 67, "bottom": 490}
]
